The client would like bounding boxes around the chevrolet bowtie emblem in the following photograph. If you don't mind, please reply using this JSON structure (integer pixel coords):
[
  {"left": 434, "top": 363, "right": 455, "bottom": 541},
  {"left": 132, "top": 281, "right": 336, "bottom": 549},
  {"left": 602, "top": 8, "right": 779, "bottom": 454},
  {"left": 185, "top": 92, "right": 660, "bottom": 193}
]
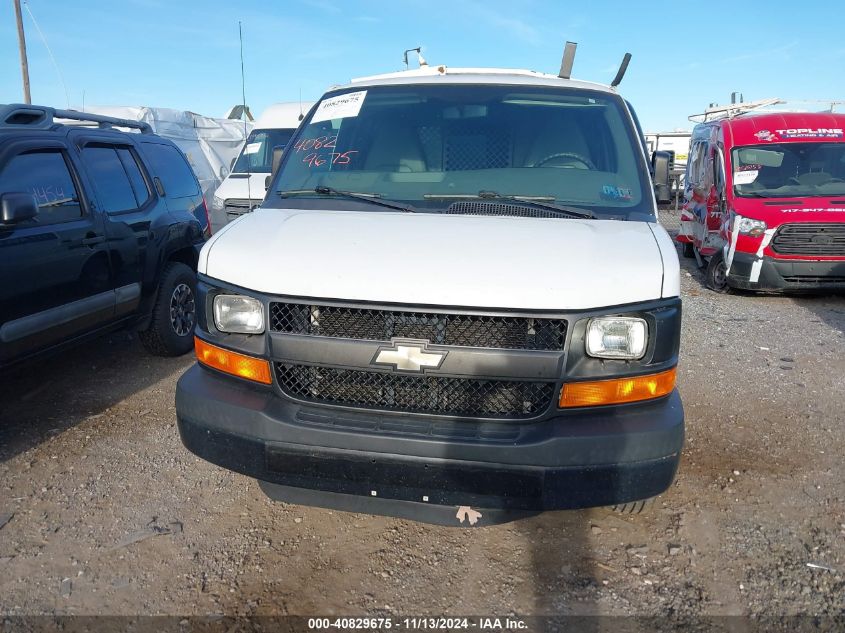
[{"left": 372, "top": 340, "right": 447, "bottom": 373}]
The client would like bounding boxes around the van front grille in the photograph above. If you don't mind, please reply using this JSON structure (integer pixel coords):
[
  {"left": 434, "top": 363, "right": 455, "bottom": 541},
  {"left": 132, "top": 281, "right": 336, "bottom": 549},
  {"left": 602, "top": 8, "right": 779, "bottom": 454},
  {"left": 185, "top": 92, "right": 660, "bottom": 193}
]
[
  {"left": 275, "top": 363, "right": 555, "bottom": 419},
  {"left": 269, "top": 302, "right": 567, "bottom": 351},
  {"left": 224, "top": 198, "right": 261, "bottom": 218}
]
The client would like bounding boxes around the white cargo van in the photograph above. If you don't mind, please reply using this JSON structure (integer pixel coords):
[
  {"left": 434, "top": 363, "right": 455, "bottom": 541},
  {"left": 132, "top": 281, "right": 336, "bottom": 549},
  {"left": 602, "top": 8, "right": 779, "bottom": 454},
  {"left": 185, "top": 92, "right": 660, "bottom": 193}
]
[
  {"left": 208, "top": 102, "right": 313, "bottom": 230},
  {"left": 177, "top": 58, "right": 683, "bottom": 526}
]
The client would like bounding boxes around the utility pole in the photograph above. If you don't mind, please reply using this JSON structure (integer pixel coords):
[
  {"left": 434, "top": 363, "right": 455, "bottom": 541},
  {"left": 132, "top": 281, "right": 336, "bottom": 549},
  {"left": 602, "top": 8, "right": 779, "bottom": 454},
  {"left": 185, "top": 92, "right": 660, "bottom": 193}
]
[{"left": 13, "top": 0, "right": 32, "bottom": 104}]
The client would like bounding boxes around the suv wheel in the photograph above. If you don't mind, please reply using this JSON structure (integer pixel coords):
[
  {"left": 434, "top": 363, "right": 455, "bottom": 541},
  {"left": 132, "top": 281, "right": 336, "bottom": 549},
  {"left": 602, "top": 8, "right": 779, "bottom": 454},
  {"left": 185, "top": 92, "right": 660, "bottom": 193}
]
[{"left": 139, "top": 262, "right": 197, "bottom": 356}]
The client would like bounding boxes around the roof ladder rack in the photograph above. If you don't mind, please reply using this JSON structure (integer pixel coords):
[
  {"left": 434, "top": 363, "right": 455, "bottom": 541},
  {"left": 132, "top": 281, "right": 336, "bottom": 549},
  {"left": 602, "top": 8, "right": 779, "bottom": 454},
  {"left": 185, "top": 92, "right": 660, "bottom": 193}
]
[{"left": 688, "top": 98, "right": 784, "bottom": 122}]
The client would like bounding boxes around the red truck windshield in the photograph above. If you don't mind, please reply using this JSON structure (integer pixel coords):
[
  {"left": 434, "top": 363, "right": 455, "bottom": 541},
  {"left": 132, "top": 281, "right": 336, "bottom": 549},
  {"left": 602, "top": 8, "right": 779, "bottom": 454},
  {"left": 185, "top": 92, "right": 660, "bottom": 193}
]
[{"left": 732, "top": 142, "right": 845, "bottom": 198}]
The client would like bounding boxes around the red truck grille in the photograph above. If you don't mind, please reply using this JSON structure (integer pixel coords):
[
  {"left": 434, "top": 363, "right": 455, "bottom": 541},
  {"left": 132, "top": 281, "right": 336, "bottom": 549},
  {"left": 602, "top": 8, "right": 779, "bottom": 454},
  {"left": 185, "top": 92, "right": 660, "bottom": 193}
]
[{"left": 771, "top": 223, "right": 845, "bottom": 256}]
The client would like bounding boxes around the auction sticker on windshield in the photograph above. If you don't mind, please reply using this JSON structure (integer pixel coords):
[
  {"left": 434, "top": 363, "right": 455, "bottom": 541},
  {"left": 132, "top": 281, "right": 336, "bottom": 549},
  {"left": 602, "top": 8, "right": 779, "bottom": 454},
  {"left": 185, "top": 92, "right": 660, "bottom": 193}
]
[
  {"left": 733, "top": 170, "right": 758, "bottom": 185},
  {"left": 311, "top": 91, "right": 367, "bottom": 123}
]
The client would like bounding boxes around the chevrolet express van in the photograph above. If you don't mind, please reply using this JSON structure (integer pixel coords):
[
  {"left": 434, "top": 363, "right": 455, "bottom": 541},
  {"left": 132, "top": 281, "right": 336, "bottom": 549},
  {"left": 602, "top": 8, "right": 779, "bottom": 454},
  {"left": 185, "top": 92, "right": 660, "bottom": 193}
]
[
  {"left": 176, "top": 62, "right": 684, "bottom": 526},
  {"left": 678, "top": 111, "right": 845, "bottom": 292},
  {"left": 208, "top": 102, "right": 313, "bottom": 230}
]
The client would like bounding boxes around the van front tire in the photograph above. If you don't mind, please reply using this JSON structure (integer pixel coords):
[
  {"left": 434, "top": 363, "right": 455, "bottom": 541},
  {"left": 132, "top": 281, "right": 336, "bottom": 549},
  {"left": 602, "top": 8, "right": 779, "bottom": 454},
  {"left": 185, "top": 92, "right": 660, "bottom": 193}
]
[
  {"left": 139, "top": 262, "right": 197, "bottom": 356},
  {"left": 705, "top": 251, "right": 731, "bottom": 293}
]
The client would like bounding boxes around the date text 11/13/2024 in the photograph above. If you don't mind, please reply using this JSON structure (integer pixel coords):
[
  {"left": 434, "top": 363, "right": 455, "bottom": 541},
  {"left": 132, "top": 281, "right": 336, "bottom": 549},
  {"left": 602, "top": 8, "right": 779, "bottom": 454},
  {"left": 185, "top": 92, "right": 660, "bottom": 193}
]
[{"left": 307, "top": 617, "right": 528, "bottom": 630}]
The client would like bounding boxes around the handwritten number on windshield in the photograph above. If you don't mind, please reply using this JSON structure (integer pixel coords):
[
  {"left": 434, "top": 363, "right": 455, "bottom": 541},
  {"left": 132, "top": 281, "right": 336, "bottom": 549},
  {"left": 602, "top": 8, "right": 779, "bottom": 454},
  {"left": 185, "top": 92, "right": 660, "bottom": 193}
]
[
  {"left": 294, "top": 136, "right": 338, "bottom": 152},
  {"left": 302, "top": 151, "right": 358, "bottom": 167}
]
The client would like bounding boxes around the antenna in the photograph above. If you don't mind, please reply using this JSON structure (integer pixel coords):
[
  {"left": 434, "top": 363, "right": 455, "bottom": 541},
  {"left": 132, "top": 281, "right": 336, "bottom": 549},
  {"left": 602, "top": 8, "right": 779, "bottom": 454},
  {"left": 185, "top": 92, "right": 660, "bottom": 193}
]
[
  {"left": 298, "top": 88, "right": 304, "bottom": 121},
  {"left": 239, "top": 21, "right": 252, "bottom": 207},
  {"left": 558, "top": 41, "right": 577, "bottom": 79},
  {"left": 23, "top": 0, "right": 70, "bottom": 108},
  {"left": 610, "top": 52, "right": 632, "bottom": 87},
  {"left": 403, "top": 47, "right": 421, "bottom": 70}
]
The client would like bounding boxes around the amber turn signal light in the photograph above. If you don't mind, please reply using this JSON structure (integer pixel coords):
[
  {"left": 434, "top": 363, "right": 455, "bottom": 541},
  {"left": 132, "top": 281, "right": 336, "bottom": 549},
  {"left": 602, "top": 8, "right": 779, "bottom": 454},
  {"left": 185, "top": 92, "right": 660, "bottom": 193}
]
[
  {"left": 559, "top": 367, "right": 676, "bottom": 408},
  {"left": 194, "top": 337, "right": 272, "bottom": 385}
]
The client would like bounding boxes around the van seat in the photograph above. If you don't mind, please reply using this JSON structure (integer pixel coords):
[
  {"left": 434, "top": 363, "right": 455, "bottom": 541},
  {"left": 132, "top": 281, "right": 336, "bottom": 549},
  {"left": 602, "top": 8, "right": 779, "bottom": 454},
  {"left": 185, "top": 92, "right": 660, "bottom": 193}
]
[
  {"left": 364, "top": 122, "right": 426, "bottom": 172},
  {"left": 524, "top": 115, "right": 592, "bottom": 168}
]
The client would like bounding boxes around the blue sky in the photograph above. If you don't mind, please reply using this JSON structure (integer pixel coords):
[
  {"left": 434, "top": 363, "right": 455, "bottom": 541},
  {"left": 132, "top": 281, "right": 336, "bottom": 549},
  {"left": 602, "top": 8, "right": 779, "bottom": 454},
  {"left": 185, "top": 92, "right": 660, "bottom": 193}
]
[{"left": 2, "top": 0, "right": 843, "bottom": 131}]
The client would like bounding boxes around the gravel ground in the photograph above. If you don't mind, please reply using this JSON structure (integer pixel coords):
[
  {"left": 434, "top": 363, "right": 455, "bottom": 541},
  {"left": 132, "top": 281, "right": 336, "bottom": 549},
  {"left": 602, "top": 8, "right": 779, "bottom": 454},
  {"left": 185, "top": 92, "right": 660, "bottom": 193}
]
[{"left": 1, "top": 207, "right": 843, "bottom": 625}]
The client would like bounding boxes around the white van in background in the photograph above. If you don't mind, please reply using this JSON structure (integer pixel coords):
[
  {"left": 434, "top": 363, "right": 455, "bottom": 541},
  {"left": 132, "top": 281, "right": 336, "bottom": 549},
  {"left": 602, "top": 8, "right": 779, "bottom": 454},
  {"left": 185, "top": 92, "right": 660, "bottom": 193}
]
[
  {"left": 208, "top": 102, "right": 313, "bottom": 231},
  {"left": 644, "top": 131, "right": 691, "bottom": 167}
]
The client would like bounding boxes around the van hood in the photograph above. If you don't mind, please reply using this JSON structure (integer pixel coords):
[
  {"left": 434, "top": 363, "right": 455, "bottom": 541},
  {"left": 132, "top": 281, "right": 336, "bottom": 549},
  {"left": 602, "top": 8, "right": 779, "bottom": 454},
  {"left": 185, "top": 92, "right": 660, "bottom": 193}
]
[
  {"left": 213, "top": 173, "right": 269, "bottom": 202},
  {"left": 209, "top": 174, "right": 270, "bottom": 233},
  {"left": 200, "top": 208, "right": 678, "bottom": 310}
]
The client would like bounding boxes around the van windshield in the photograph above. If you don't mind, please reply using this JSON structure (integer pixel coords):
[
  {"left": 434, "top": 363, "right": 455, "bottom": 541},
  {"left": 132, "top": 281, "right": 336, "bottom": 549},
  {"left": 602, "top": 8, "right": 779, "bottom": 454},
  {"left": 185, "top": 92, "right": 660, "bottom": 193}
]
[
  {"left": 732, "top": 142, "right": 845, "bottom": 198},
  {"left": 271, "top": 85, "right": 653, "bottom": 218},
  {"left": 233, "top": 128, "right": 296, "bottom": 174}
]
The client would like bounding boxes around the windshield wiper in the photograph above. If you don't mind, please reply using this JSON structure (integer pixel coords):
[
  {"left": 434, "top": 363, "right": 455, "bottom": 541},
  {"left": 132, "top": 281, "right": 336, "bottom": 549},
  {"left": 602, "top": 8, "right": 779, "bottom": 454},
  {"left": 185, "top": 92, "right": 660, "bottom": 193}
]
[
  {"left": 425, "top": 191, "right": 595, "bottom": 219},
  {"left": 278, "top": 186, "right": 415, "bottom": 213}
]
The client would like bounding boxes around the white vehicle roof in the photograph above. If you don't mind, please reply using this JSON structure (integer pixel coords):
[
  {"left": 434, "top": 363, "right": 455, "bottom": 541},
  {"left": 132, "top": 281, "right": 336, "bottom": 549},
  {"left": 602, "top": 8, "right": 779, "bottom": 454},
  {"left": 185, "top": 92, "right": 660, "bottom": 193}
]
[
  {"left": 335, "top": 65, "right": 616, "bottom": 94},
  {"left": 255, "top": 102, "right": 314, "bottom": 129}
]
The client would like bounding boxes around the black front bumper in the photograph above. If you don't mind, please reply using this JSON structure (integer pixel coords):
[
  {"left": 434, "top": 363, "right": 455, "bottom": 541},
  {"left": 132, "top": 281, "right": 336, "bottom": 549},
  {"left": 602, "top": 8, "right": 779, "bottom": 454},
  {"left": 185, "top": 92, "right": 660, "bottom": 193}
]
[
  {"left": 176, "top": 365, "right": 684, "bottom": 526},
  {"left": 728, "top": 252, "right": 845, "bottom": 292}
]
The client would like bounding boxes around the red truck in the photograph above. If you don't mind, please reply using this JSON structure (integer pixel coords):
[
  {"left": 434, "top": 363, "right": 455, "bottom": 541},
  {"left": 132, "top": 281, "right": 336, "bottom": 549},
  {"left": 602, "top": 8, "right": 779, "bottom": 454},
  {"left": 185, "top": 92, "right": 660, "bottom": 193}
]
[{"left": 678, "top": 111, "right": 845, "bottom": 292}]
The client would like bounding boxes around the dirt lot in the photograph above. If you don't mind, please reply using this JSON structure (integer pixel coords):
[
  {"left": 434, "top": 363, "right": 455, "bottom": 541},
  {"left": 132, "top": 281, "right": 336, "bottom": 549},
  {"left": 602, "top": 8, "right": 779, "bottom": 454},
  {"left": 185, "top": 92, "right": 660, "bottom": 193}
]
[{"left": 1, "top": 212, "right": 843, "bottom": 626}]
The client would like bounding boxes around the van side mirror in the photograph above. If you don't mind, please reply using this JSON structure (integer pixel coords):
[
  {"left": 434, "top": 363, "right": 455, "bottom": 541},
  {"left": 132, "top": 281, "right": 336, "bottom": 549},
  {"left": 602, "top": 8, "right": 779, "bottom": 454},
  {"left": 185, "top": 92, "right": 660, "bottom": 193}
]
[
  {"left": 271, "top": 145, "right": 285, "bottom": 176},
  {"left": 1, "top": 192, "right": 38, "bottom": 224},
  {"left": 266, "top": 146, "right": 285, "bottom": 191},
  {"left": 652, "top": 150, "right": 672, "bottom": 205}
]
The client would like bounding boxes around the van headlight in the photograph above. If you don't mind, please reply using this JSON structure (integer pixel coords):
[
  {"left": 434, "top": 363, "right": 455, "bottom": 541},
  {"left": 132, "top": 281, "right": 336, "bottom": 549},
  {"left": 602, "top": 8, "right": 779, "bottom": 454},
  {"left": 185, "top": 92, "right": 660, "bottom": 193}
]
[
  {"left": 213, "top": 294, "right": 265, "bottom": 334},
  {"left": 736, "top": 217, "right": 767, "bottom": 237},
  {"left": 586, "top": 317, "right": 648, "bottom": 360}
]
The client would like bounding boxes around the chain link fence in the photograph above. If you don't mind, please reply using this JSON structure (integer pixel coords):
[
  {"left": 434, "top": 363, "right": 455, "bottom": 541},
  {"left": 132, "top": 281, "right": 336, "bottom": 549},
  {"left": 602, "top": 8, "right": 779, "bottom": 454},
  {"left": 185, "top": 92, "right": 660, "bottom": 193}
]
[{"left": 658, "top": 200, "right": 682, "bottom": 235}]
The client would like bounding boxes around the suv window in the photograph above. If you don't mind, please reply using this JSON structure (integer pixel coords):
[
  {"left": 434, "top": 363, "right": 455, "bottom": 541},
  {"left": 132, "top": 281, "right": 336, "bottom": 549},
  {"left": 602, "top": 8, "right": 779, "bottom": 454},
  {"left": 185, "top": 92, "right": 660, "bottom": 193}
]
[
  {"left": 118, "top": 147, "right": 150, "bottom": 205},
  {"left": 0, "top": 149, "right": 82, "bottom": 224},
  {"left": 142, "top": 143, "right": 199, "bottom": 198},
  {"left": 81, "top": 144, "right": 149, "bottom": 212}
]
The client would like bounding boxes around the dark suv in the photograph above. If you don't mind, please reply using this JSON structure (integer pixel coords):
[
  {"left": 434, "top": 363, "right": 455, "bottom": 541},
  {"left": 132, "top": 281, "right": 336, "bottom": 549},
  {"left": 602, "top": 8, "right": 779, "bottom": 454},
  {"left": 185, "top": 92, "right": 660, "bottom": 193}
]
[{"left": 0, "top": 104, "right": 209, "bottom": 368}]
